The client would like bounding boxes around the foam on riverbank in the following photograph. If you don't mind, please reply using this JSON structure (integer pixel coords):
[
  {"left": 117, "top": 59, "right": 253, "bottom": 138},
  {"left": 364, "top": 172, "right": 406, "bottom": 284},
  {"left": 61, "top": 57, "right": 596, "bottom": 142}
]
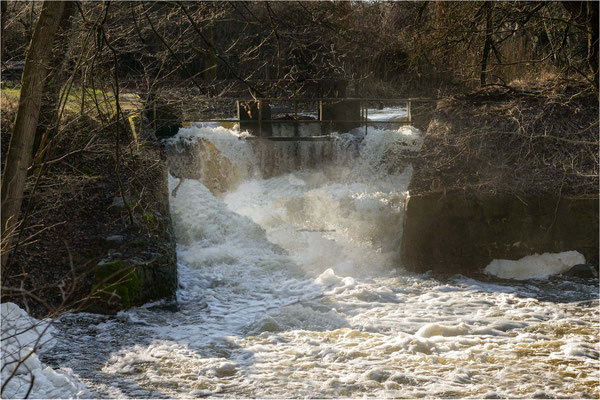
[{"left": 484, "top": 251, "right": 585, "bottom": 280}]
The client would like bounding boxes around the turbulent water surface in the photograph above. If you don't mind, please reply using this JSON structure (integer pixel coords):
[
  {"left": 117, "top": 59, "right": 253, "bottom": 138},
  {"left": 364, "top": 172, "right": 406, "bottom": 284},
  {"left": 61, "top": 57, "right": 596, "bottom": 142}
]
[{"left": 41, "top": 124, "right": 599, "bottom": 399}]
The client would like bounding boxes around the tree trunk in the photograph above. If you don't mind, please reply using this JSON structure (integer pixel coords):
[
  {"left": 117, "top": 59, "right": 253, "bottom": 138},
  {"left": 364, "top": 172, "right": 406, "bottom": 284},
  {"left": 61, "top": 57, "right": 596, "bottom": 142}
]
[
  {"left": 1, "top": 1, "right": 66, "bottom": 269},
  {"left": 1, "top": 1, "right": 7, "bottom": 60},
  {"left": 586, "top": 2, "right": 599, "bottom": 91},
  {"left": 33, "top": 1, "right": 77, "bottom": 159},
  {"left": 480, "top": 2, "right": 493, "bottom": 86},
  {"left": 562, "top": 1, "right": 599, "bottom": 91}
]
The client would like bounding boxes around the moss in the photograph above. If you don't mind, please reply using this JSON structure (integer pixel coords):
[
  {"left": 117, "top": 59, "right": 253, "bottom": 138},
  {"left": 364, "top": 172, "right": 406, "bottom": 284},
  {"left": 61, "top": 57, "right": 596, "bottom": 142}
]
[
  {"left": 142, "top": 212, "right": 157, "bottom": 232},
  {"left": 92, "top": 260, "right": 142, "bottom": 309}
]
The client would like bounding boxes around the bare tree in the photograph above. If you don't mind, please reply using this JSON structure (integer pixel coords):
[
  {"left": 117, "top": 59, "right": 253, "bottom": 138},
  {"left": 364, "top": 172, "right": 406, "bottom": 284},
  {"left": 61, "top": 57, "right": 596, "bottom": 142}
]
[{"left": 1, "top": 1, "right": 68, "bottom": 269}]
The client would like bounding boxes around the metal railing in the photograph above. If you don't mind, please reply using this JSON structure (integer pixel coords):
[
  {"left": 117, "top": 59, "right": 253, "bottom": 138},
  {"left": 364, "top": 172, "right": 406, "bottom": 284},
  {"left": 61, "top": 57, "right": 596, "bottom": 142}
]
[{"left": 177, "top": 97, "right": 435, "bottom": 140}]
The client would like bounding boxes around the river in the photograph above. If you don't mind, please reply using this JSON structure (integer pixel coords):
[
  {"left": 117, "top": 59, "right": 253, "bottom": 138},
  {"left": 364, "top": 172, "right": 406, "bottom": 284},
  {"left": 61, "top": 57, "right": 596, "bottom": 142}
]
[{"left": 39, "top": 122, "right": 598, "bottom": 398}]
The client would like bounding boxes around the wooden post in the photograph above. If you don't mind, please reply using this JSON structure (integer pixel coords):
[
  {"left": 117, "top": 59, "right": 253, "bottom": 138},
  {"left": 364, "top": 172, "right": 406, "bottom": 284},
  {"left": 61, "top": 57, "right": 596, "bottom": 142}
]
[
  {"left": 407, "top": 100, "right": 412, "bottom": 123},
  {"left": 365, "top": 105, "right": 368, "bottom": 136},
  {"left": 318, "top": 100, "right": 323, "bottom": 121},
  {"left": 294, "top": 99, "right": 299, "bottom": 137}
]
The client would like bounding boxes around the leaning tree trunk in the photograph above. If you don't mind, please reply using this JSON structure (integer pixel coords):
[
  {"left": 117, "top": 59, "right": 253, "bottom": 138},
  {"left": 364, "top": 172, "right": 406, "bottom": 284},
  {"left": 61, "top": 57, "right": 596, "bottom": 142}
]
[{"left": 1, "top": 1, "right": 66, "bottom": 269}]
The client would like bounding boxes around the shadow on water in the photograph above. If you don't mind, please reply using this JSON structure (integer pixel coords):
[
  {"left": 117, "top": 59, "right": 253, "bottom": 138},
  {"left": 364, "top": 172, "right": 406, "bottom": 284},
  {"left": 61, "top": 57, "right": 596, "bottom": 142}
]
[
  {"left": 437, "top": 272, "right": 600, "bottom": 304},
  {"left": 40, "top": 251, "right": 352, "bottom": 398}
]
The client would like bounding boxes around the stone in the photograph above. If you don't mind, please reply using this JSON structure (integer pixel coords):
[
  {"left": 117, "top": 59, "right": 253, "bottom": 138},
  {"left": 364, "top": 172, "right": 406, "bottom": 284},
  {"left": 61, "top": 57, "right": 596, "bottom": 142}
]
[
  {"left": 108, "top": 196, "right": 133, "bottom": 213},
  {"left": 88, "top": 162, "right": 178, "bottom": 314},
  {"left": 107, "top": 250, "right": 122, "bottom": 259},
  {"left": 147, "top": 300, "right": 179, "bottom": 313},
  {"left": 401, "top": 86, "right": 598, "bottom": 276},
  {"left": 97, "top": 258, "right": 111, "bottom": 267},
  {"left": 105, "top": 235, "right": 124, "bottom": 244},
  {"left": 563, "top": 264, "right": 599, "bottom": 279}
]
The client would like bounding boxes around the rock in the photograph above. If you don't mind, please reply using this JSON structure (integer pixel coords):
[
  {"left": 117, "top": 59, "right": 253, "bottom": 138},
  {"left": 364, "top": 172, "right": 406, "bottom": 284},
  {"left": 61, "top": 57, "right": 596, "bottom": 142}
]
[
  {"left": 105, "top": 235, "right": 124, "bottom": 244},
  {"left": 88, "top": 153, "right": 177, "bottom": 314},
  {"left": 108, "top": 196, "right": 133, "bottom": 213},
  {"left": 563, "top": 264, "right": 599, "bottom": 279},
  {"left": 107, "top": 250, "right": 122, "bottom": 259},
  {"left": 147, "top": 300, "right": 179, "bottom": 313},
  {"left": 97, "top": 258, "right": 111, "bottom": 267}
]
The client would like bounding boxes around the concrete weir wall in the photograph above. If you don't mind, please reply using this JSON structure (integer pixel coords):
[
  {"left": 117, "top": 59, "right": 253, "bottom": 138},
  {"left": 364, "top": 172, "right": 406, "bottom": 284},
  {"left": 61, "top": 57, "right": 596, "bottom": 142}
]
[
  {"left": 400, "top": 84, "right": 599, "bottom": 275},
  {"left": 88, "top": 122, "right": 178, "bottom": 314},
  {"left": 402, "top": 191, "right": 599, "bottom": 274}
]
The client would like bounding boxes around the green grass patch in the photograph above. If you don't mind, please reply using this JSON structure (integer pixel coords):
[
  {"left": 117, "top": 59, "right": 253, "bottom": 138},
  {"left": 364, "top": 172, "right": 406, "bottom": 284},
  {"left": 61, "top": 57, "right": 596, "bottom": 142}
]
[
  {"left": 1, "top": 86, "right": 21, "bottom": 109},
  {"left": 1, "top": 86, "right": 121, "bottom": 118}
]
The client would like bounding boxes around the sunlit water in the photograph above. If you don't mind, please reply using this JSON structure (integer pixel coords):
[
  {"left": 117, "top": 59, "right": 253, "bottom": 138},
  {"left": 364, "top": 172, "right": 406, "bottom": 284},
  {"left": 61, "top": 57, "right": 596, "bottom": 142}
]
[{"left": 42, "top": 124, "right": 599, "bottom": 399}]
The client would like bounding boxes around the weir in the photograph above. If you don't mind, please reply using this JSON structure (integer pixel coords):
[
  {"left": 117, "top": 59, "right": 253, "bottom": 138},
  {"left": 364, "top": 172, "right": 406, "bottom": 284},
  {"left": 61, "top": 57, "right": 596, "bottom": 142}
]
[
  {"left": 164, "top": 100, "right": 421, "bottom": 193},
  {"left": 170, "top": 97, "right": 417, "bottom": 138}
]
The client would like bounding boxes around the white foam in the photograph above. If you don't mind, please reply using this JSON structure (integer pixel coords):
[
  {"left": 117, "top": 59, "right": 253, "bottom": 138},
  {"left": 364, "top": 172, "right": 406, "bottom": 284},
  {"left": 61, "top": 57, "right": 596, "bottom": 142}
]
[
  {"left": 484, "top": 251, "right": 586, "bottom": 280},
  {"left": 415, "top": 323, "right": 470, "bottom": 338},
  {"left": 1, "top": 303, "right": 89, "bottom": 399}
]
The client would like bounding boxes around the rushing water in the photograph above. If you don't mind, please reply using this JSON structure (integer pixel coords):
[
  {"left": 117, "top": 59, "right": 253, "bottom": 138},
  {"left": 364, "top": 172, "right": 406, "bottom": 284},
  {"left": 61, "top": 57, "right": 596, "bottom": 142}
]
[{"left": 41, "top": 124, "right": 599, "bottom": 399}]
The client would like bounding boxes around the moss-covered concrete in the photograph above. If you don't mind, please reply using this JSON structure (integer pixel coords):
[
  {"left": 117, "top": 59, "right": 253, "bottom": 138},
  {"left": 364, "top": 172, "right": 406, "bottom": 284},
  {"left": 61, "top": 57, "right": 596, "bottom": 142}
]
[
  {"left": 91, "top": 260, "right": 142, "bottom": 310},
  {"left": 87, "top": 118, "right": 178, "bottom": 314}
]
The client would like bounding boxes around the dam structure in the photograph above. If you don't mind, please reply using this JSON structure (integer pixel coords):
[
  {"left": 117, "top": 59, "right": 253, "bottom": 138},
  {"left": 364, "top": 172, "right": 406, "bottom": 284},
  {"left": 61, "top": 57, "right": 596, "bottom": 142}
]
[{"left": 35, "top": 102, "right": 599, "bottom": 399}]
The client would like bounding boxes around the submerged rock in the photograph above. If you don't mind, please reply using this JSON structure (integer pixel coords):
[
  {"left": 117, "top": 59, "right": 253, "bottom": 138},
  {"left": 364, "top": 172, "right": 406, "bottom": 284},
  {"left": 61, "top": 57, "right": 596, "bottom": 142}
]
[{"left": 563, "top": 263, "right": 599, "bottom": 279}]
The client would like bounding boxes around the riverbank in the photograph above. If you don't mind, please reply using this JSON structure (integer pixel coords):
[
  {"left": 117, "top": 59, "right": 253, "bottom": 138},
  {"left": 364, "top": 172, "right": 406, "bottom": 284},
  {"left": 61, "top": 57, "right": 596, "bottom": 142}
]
[{"left": 1, "top": 89, "right": 177, "bottom": 316}]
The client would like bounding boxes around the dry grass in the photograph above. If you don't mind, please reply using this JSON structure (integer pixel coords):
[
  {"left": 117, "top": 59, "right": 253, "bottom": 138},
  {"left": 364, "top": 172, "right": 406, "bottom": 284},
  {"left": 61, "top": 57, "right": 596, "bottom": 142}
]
[{"left": 411, "top": 78, "right": 599, "bottom": 198}]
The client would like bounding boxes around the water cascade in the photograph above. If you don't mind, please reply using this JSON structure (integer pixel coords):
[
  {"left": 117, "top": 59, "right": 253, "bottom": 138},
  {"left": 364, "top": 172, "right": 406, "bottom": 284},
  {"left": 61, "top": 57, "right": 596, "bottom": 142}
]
[{"left": 37, "top": 122, "right": 599, "bottom": 399}]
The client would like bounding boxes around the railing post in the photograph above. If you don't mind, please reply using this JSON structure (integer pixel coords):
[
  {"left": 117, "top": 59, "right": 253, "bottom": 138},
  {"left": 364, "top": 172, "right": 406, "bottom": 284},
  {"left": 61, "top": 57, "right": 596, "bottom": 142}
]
[
  {"left": 365, "top": 103, "right": 368, "bottom": 136},
  {"left": 318, "top": 100, "right": 323, "bottom": 121},
  {"left": 258, "top": 99, "right": 263, "bottom": 137},
  {"left": 294, "top": 99, "right": 299, "bottom": 137}
]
